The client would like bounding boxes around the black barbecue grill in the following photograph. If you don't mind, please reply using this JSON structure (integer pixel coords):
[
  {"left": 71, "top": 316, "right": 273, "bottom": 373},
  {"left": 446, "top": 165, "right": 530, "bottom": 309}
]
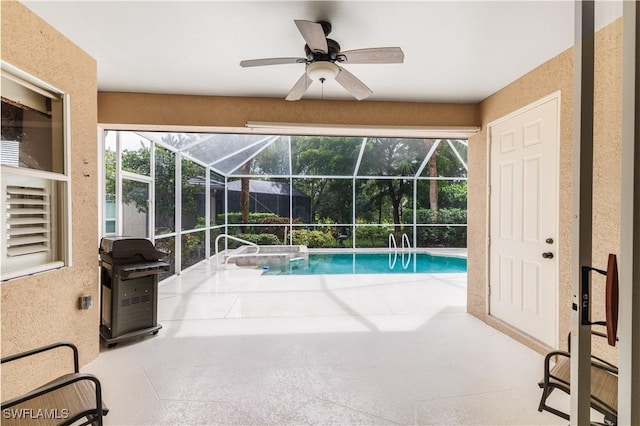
[{"left": 99, "top": 237, "right": 169, "bottom": 347}]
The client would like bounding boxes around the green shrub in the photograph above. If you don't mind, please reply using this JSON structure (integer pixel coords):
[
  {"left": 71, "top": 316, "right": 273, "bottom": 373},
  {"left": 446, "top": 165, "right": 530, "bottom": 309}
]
[
  {"left": 218, "top": 212, "right": 277, "bottom": 224},
  {"left": 438, "top": 181, "right": 467, "bottom": 209},
  {"left": 258, "top": 216, "right": 301, "bottom": 241},
  {"left": 225, "top": 233, "right": 280, "bottom": 249},
  {"left": 402, "top": 208, "right": 467, "bottom": 247},
  {"left": 291, "top": 229, "right": 335, "bottom": 248},
  {"left": 354, "top": 224, "right": 393, "bottom": 246}
]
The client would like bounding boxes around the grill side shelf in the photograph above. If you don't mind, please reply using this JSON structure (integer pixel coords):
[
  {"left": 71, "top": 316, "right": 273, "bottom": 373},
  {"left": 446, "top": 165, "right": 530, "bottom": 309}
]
[{"left": 117, "top": 261, "right": 170, "bottom": 279}]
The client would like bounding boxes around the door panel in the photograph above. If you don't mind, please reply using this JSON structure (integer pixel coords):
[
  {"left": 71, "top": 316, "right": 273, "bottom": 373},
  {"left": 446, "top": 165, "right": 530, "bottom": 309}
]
[
  {"left": 489, "top": 96, "right": 559, "bottom": 348},
  {"left": 523, "top": 260, "right": 540, "bottom": 313},
  {"left": 523, "top": 155, "right": 541, "bottom": 242},
  {"left": 500, "top": 162, "right": 516, "bottom": 239},
  {"left": 499, "top": 255, "right": 515, "bottom": 303}
]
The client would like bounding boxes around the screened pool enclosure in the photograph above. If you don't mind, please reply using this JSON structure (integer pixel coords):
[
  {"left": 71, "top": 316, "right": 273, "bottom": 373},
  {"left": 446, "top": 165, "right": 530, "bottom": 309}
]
[{"left": 102, "top": 130, "right": 468, "bottom": 279}]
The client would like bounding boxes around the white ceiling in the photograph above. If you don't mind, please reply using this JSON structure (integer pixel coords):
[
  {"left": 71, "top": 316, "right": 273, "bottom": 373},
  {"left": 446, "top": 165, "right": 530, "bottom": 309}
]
[{"left": 21, "top": 1, "right": 622, "bottom": 103}]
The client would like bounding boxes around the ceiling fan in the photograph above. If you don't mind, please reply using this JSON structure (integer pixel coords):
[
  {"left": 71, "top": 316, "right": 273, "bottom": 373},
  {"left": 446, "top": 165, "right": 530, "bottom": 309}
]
[{"left": 239, "top": 20, "right": 404, "bottom": 101}]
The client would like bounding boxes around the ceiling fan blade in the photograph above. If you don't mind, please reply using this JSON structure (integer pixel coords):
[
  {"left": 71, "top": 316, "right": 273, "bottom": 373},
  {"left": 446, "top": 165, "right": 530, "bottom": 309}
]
[
  {"left": 285, "top": 73, "right": 312, "bottom": 101},
  {"left": 240, "top": 57, "right": 306, "bottom": 67},
  {"left": 294, "top": 20, "right": 328, "bottom": 53},
  {"left": 335, "top": 66, "right": 373, "bottom": 101},
  {"left": 338, "top": 47, "right": 405, "bottom": 64}
]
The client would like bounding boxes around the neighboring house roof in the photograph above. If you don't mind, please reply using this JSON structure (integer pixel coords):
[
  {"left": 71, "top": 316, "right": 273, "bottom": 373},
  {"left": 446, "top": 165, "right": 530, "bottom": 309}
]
[
  {"left": 187, "top": 177, "right": 309, "bottom": 198},
  {"left": 226, "top": 180, "right": 309, "bottom": 198},
  {"left": 186, "top": 176, "right": 225, "bottom": 190}
]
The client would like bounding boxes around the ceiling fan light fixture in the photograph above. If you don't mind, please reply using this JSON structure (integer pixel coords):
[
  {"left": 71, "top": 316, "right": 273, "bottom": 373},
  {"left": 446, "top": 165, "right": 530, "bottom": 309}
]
[
  {"left": 240, "top": 19, "right": 404, "bottom": 100},
  {"left": 306, "top": 61, "right": 339, "bottom": 81}
]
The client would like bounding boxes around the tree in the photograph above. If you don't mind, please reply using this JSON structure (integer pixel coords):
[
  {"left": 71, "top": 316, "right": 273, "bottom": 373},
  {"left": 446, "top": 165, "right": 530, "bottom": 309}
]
[
  {"left": 416, "top": 139, "right": 468, "bottom": 211},
  {"left": 358, "top": 138, "right": 422, "bottom": 232},
  {"left": 248, "top": 136, "right": 289, "bottom": 175},
  {"left": 118, "top": 143, "right": 151, "bottom": 213},
  {"left": 239, "top": 161, "right": 251, "bottom": 232},
  {"left": 428, "top": 149, "right": 439, "bottom": 215},
  {"left": 292, "top": 136, "right": 361, "bottom": 223},
  {"left": 154, "top": 146, "right": 175, "bottom": 233}
]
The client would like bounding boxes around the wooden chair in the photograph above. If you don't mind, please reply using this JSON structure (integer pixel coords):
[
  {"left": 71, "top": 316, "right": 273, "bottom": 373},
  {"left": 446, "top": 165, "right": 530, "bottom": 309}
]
[
  {"left": 1, "top": 342, "right": 108, "bottom": 426},
  {"left": 538, "top": 330, "right": 618, "bottom": 425}
]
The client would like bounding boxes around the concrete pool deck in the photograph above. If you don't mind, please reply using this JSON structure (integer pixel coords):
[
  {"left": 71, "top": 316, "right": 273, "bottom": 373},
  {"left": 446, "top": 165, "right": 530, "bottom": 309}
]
[{"left": 82, "top": 259, "right": 577, "bottom": 425}]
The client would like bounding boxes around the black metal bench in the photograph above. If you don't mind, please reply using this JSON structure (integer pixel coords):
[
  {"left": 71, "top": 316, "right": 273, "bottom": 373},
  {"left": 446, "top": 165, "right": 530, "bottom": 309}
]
[
  {"left": 1, "top": 342, "right": 108, "bottom": 426},
  {"left": 538, "top": 330, "right": 617, "bottom": 425}
]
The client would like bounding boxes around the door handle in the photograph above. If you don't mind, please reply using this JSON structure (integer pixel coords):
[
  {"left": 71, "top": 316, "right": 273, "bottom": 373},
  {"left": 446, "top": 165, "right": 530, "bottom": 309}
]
[
  {"left": 542, "top": 252, "right": 554, "bottom": 259},
  {"left": 546, "top": 238, "right": 554, "bottom": 244}
]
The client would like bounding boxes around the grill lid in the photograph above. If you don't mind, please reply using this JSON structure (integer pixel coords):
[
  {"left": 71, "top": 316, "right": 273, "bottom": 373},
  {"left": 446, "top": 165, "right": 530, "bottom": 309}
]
[{"left": 100, "top": 236, "right": 167, "bottom": 263}]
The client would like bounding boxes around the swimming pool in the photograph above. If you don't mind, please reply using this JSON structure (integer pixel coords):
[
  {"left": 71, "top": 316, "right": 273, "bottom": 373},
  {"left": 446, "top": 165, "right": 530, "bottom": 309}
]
[{"left": 262, "top": 252, "right": 467, "bottom": 275}]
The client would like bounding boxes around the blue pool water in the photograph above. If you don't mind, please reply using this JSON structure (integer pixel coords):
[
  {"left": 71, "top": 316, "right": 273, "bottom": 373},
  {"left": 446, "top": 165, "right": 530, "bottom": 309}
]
[{"left": 262, "top": 252, "right": 467, "bottom": 275}]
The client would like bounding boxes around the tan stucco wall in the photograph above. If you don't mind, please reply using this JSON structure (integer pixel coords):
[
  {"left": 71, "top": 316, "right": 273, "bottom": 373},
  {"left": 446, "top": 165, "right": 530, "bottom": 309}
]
[
  {"left": 98, "top": 92, "right": 480, "bottom": 129},
  {"left": 1, "top": 1, "right": 99, "bottom": 399},
  {"left": 468, "top": 18, "right": 622, "bottom": 358}
]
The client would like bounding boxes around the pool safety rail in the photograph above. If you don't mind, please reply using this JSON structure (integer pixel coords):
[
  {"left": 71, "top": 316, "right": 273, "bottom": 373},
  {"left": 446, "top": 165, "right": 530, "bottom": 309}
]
[
  {"left": 214, "top": 234, "right": 259, "bottom": 269},
  {"left": 214, "top": 235, "right": 309, "bottom": 270},
  {"left": 388, "top": 233, "right": 412, "bottom": 269}
]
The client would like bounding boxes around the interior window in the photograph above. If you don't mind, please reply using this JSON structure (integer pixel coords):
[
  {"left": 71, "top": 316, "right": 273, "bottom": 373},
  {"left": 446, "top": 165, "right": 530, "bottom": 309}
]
[{"left": 1, "top": 66, "right": 70, "bottom": 281}]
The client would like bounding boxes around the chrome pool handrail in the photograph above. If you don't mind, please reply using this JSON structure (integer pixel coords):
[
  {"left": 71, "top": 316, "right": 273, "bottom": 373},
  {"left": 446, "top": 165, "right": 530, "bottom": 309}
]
[
  {"left": 401, "top": 233, "right": 411, "bottom": 269},
  {"left": 388, "top": 233, "right": 398, "bottom": 269},
  {"left": 401, "top": 233, "right": 411, "bottom": 251},
  {"left": 214, "top": 234, "right": 260, "bottom": 268}
]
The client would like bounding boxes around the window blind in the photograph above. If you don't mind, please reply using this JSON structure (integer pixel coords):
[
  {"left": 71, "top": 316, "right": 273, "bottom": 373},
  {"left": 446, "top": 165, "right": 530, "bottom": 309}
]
[{"left": 5, "top": 185, "right": 50, "bottom": 257}]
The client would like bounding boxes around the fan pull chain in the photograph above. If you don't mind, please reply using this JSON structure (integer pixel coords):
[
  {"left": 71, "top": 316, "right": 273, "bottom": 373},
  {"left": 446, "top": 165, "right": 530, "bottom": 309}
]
[{"left": 320, "top": 77, "right": 325, "bottom": 100}]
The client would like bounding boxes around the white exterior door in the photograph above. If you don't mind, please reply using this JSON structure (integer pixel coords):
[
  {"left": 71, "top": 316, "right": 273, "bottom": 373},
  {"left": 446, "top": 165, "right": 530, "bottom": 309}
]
[{"left": 489, "top": 95, "right": 559, "bottom": 348}]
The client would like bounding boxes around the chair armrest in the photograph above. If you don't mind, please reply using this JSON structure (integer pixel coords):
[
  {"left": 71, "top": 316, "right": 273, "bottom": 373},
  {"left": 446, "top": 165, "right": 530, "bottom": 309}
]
[
  {"left": 541, "top": 350, "right": 570, "bottom": 387},
  {"left": 590, "top": 357, "right": 618, "bottom": 375},
  {"left": 590, "top": 330, "right": 618, "bottom": 371},
  {"left": 544, "top": 346, "right": 617, "bottom": 374},
  {"left": 566, "top": 329, "right": 618, "bottom": 353},
  {"left": 543, "top": 350, "right": 570, "bottom": 366},
  {"left": 1, "top": 342, "right": 79, "bottom": 373}
]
